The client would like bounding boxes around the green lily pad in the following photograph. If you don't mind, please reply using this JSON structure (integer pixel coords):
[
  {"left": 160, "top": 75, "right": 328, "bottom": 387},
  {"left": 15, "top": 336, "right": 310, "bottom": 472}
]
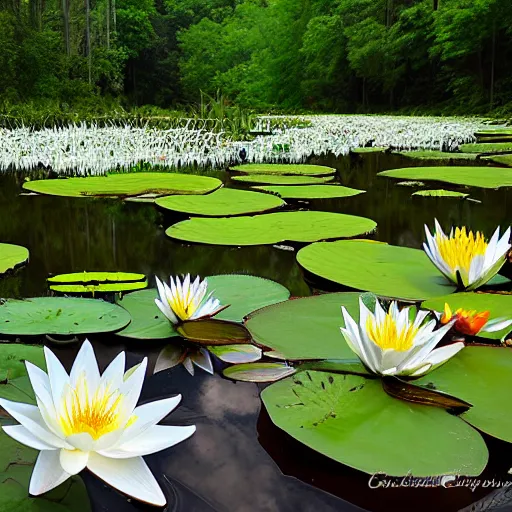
[
  {"left": 155, "top": 188, "right": 285, "bottom": 217},
  {"left": 230, "top": 164, "right": 335, "bottom": 176},
  {"left": 297, "top": 240, "right": 457, "bottom": 300},
  {"left": 22, "top": 173, "right": 222, "bottom": 198},
  {"left": 378, "top": 166, "right": 512, "bottom": 189},
  {"left": 482, "top": 154, "right": 512, "bottom": 167},
  {"left": 396, "top": 150, "right": 477, "bottom": 161},
  {"left": 422, "top": 292, "right": 512, "bottom": 341},
  {"left": 0, "top": 244, "right": 29, "bottom": 275},
  {"left": 253, "top": 185, "right": 365, "bottom": 200},
  {"left": 415, "top": 346, "right": 512, "bottom": 444},
  {"left": 351, "top": 147, "right": 388, "bottom": 154},
  {"left": 245, "top": 292, "right": 362, "bottom": 360},
  {"left": 208, "top": 344, "right": 262, "bottom": 364},
  {"left": 397, "top": 181, "right": 425, "bottom": 187},
  {"left": 115, "top": 289, "right": 178, "bottom": 340},
  {"left": 0, "top": 344, "right": 46, "bottom": 383},
  {"left": 0, "top": 297, "right": 131, "bottom": 336},
  {"left": 412, "top": 189, "right": 469, "bottom": 198},
  {"left": 262, "top": 371, "right": 488, "bottom": 476},
  {"left": 166, "top": 211, "right": 377, "bottom": 246},
  {"left": 475, "top": 129, "right": 512, "bottom": 136},
  {"left": 116, "top": 275, "right": 290, "bottom": 339},
  {"left": 459, "top": 142, "right": 512, "bottom": 153},
  {"left": 231, "top": 175, "right": 334, "bottom": 185},
  {"left": 48, "top": 271, "right": 147, "bottom": 294},
  {"left": 223, "top": 362, "right": 296, "bottom": 382}
]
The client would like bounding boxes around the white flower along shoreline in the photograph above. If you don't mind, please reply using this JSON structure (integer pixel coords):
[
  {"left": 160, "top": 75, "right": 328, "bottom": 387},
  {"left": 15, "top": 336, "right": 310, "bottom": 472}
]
[{"left": 0, "top": 115, "right": 485, "bottom": 175}]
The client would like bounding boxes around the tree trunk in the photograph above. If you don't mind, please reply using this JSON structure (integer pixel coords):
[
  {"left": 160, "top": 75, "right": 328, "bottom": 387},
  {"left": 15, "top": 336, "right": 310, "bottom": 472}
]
[
  {"left": 86, "top": 0, "right": 92, "bottom": 85},
  {"left": 106, "top": 0, "right": 110, "bottom": 49},
  {"left": 386, "top": 0, "right": 393, "bottom": 28},
  {"left": 113, "top": 0, "right": 116, "bottom": 32},
  {"left": 490, "top": 22, "right": 496, "bottom": 109},
  {"left": 62, "top": 0, "right": 70, "bottom": 56}
]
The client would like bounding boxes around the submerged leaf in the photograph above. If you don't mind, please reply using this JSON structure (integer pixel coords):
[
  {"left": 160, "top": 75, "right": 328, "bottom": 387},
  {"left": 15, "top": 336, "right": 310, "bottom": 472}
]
[{"left": 208, "top": 344, "right": 262, "bottom": 364}]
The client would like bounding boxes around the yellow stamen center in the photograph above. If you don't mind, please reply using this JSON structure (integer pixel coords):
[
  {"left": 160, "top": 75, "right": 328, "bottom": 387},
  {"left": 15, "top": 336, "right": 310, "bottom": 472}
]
[
  {"left": 58, "top": 374, "right": 136, "bottom": 440},
  {"left": 436, "top": 227, "right": 487, "bottom": 273},
  {"left": 366, "top": 313, "right": 418, "bottom": 351},
  {"left": 167, "top": 287, "right": 198, "bottom": 321}
]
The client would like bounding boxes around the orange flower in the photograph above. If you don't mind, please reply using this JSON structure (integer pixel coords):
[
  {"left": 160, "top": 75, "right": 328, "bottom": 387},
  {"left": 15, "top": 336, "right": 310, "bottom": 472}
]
[{"left": 441, "top": 303, "right": 490, "bottom": 336}]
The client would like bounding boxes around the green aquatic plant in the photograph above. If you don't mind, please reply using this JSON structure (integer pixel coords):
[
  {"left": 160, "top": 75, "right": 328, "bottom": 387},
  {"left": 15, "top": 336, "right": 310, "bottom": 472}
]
[
  {"left": 0, "top": 243, "right": 29, "bottom": 275},
  {"left": 48, "top": 271, "right": 147, "bottom": 294},
  {"left": 253, "top": 184, "right": 365, "bottom": 200},
  {"left": 230, "top": 163, "right": 335, "bottom": 176}
]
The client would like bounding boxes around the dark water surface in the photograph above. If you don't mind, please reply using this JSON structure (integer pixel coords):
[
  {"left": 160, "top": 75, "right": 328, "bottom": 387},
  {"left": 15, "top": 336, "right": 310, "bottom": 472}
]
[{"left": 1, "top": 153, "right": 511, "bottom": 512}]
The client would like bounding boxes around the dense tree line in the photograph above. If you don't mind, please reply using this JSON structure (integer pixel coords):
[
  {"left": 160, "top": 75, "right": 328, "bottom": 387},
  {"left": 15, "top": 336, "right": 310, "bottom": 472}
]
[{"left": 0, "top": 0, "right": 511, "bottom": 114}]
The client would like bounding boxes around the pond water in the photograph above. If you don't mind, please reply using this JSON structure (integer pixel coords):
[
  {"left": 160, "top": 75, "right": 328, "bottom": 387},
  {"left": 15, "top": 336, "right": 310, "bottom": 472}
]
[{"left": 0, "top": 152, "right": 511, "bottom": 512}]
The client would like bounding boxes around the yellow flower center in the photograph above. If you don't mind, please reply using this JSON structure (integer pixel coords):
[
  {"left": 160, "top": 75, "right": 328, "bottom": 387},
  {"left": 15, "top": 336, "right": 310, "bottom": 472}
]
[
  {"left": 58, "top": 374, "right": 136, "bottom": 440},
  {"left": 366, "top": 313, "right": 418, "bottom": 351},
  {"left": 436, "top": 227, "right": 487, "bottom": 273},
  {"left": 167, "top": 289, "right": 197, "bottom": 321}
]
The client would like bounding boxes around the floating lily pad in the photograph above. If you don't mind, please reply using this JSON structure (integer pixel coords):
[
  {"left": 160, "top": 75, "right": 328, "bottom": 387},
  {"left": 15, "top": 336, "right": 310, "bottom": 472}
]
[
  {"left": 230, "top": 164, "right": 335, "bottom": 176},
  {"left": 231, "top": 174, "right": 334, "bottom": 185},
  {"left": 0, "top": 297, "right": 131, "bottom": 336},
  {"left": 297, "top": 240, "right": 456, "bottom": 300},
  {"left": 378, "top": 166, "right": 512, "bottom": 189},
  {"left": 459, "top": 142, "right": 512, "bottom": 153},
  {"left": 475, "top": 129, "right": 512, "bottom": 137},
  {"left": 396, "top": 150, "right": 477, "bottom": 161},
  {"left": 412, "top": 189, "right": 469, "bottom": 198},
  {"left": 482, "top": 154, "right": 512, "bottom": 167},
  {"left": 208, "top": 344, "right": 262, "bottom": 364},
  {"left": 415, "top": 346, "right": 512, "bottom": 444},
  {"left": 48, "top": 271, "right": 147, "bottom": 294},
  {"left": 422, "top": 292, "right": 512, "bottom": 341},
  {"left": 22, "top": 173, "right": 222, "bottom": 198},
  {"left": 177, "top": 319, "right": 251, "bottom": 345},
  {"left": 155, "top": 188, "right": 285, "bottom": 217},
  {"left": 351, "top": 147, "right": 388, "bottom": 154},
  {"left": 253, "top": 185, "right": 365, "bottom": 200},
  {"left": 116, "top": 275, "right": 290, "bottom": 339},
  {"left": 223, "top": 362, "right": 296, "bottom": 382},
  {"left": 397, "top": 181, "right": 425, "bottom": 187},
  {"left": 245, "top": 293, "right": 362, "bottom": 360},
  {"left": 262, "top": 371, "right": 488, "bottom": 476},
  {"left": 166, "top": 211, "right": 377, "bottom": 246},
  {"left": 0, "top": 244, "right": 29, "bottom": 275}
]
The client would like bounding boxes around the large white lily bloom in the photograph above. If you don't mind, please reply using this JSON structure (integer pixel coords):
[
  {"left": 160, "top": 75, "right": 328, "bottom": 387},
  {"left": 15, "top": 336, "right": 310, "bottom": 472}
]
[
  {"left": 340, "top": 299, "right": 464, "bottom": 377},
  {"left": 0, "top": 340, "right": 195, "bottom": 506},
  {"left": 155, "top": 274, "right": 226, "bottom": 325},
  {"left": 424, "top": 220, "right": 511, "bottom": 291}
]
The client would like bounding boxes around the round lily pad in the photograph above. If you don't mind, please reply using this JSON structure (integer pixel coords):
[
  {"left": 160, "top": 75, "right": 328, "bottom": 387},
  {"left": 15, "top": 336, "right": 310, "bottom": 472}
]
[
  {"left": 155, "top": 188, "right": 285, "bottom": 217},
  {"left": 231, "top": 174, "right": 334, "bottom": 185},
  {"left": 22, "top": 173, "right": 222, "bottom": 198},
  {"left": 253, "top": 185, "right": 365, "bottom": 200},
  {"left": 230, "top": 164, "right": 335, "bottom": 176},
  {"left": 396, "top": 150, "right": 477, "bottom": 161},
  {"left": 245, "top": 292, "right": 362, "bottom": 360},
  {"left": 262, "top": 371, "right": 488, "bottom": 476},
  {"left": 166, "top": 211, "right": 377, "bottom": 246},
  {"left": 351, "top": 147, "right": 388, "bottom": 153},
  {"left": 415, "top": 346, "right": 512, "bottom": 444},
  {"left": 116, "top": 274, "right": 290, "bottom": 339},
  {"left": 0, "top": 297, "right": 131, "bottom": 336},
  {"left": 483, "top": 154, "right": 512, "bottom": 167},
  {"left": 297, "top": 240, "right": 457, "bottom": 300},
  {"left": 412, "top": 190, "right": 469, "bottom": 198},
  {"left": 459, "top": 142, "right": 512, "bottom": 153},
  {"left": 48, "top": 271, "right": 147, "bottom": 294},
  {"left": 422, "top": 292, "right": 512, "bottom": 341},
  {"left": 378, "top": 166, "right": 512, "bottom": 189},
  {"left": 0, "top": 244, "right": 29, "bottom": 275}
]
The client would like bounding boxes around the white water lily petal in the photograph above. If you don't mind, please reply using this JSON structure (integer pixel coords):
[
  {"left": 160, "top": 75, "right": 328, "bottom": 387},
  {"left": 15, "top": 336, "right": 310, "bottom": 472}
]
[
  {"left": 87, "top": 453, "right": 166, "bottom": 507},
  {"left": 70, "top": 340, "right": 100, "bottom": 393},
  {"left": 60, "top": 449, "right": 89, "bottom": 475},
  {"left": 0, "top": 398, "right": 71, "bottom": 449},
  {"left": 98, "top": 352, "right": 126, "bottom": 391},
  {"left": 2, "top": 424, "right": 57, "bottom": 451},
  {"left": 44, "top": 346, "right": 70, "bottom": 406},
  {"left": 66, "top": 432, "right": 95, "bottom": 452},
  {"left": 481, "top": 317, "right": 512, "bottom": 333},
  {"left": 118, "top": 358, "right": 148, "bottom": 425},
  {"left": 100, "top": 424, "right": 196, "bottom": 459},
  {"left": 183, "top": 357, "right": 195, "bottom": 376},
  {"left": 29, "top": 449, "right": 71, "bottom": 496},
  {"left": 191, "top": 348, "right": 214, "bottom": 374}
]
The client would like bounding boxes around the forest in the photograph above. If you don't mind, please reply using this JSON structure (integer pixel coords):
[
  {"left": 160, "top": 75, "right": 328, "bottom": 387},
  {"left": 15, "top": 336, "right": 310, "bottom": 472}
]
[{"left": 0, "top": 0, "right": 511, "bottom": 116}]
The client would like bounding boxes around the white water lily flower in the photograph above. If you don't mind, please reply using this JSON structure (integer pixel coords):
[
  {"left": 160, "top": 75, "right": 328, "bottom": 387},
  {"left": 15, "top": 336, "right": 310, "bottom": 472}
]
[
  {"left": 424, "top": 220, "right": 511, "bottom": 290},
  {"left": 340, "top": 299, "right": 464, "bottom": 377},
  {"left": 0, "top": 340, "right": 195, "bottom": 506},
  {"left": 155, "top": 274, "right": 226, "bottom": 324}
]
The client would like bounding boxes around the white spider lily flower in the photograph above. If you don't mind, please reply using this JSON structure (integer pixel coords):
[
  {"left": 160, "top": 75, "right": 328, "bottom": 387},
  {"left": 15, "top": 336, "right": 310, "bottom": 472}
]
[
  {"left": 0, "top": 340, "right": 195, "bottom": 506},
  {"left": 340, "top": 299, "right": 464, "bottom": 378},
  {"left": 155, "top": 274, "right": 227, "bottom": 324},
  {"left": 424, "top": 220, "right": 511, "bottom": 291}
]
